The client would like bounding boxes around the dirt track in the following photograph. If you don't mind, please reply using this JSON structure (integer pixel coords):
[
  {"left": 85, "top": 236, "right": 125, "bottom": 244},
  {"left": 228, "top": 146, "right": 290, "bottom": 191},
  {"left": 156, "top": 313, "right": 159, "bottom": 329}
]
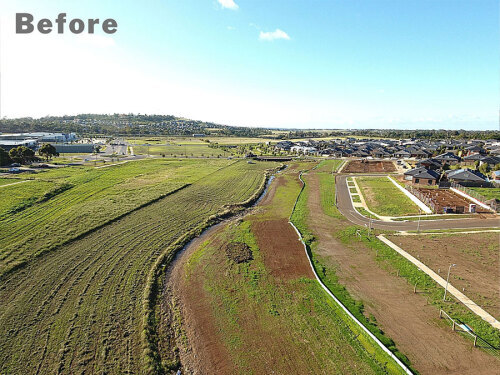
[{"left": 305, "top": 170, "right": 499, "bottom": 375}]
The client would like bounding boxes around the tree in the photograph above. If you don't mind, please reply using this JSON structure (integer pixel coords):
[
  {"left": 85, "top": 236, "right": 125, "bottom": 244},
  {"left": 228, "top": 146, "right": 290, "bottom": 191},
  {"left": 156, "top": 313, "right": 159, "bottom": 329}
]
[
  {"left": 479, "top": 163, "right": 491, "bottom": 176},
  {"left": 38, "top": 143, "right": 59, "bottom": 161},
  {"left": 9, "top": 146, "right": 36, "bottom": 164},
  {"left": 0, "top": 147, "right": 12, "bottom": 166}
]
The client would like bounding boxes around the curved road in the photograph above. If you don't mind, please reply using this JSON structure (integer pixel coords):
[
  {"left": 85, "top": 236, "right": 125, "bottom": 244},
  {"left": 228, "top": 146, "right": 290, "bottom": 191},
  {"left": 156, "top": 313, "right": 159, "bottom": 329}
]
[{"left": 335, "top": 174, "right": 499, "bottom": 231}]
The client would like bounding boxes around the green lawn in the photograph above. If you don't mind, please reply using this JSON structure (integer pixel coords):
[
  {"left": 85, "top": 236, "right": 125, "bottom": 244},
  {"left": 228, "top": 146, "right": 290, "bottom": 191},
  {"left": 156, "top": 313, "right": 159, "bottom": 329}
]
[
  {"left": 356, "top": 177, "right": 420, "bottom": 217},
  {"left": 468, "top": 187, "right": 500, "bottom": 201}
]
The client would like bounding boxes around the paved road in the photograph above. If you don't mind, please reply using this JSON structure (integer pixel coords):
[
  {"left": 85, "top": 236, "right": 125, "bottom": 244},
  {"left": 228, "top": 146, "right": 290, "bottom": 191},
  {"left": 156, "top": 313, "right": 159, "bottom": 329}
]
[{"left": 335, "top": 174, "right": 499, "bottom": 231}]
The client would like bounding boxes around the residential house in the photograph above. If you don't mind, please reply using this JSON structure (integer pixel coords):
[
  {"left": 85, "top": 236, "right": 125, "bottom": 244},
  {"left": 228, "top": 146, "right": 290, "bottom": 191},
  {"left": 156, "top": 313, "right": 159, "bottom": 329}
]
[{"left": 404, "top": 167, "right": 440, "bottom": 185}]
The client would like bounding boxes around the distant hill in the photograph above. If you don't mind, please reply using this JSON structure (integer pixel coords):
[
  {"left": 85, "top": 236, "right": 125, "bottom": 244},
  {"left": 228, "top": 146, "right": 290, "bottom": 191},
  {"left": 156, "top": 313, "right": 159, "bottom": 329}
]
[{"left": 0, "top": 114, "right": 273, "bottom": 137}]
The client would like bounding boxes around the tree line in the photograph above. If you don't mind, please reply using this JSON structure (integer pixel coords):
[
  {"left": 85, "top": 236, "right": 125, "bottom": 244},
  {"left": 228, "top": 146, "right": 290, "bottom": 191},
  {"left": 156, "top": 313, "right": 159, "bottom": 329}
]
[{"left": 0, "top": 144, "right": 59, "bottom": 166}]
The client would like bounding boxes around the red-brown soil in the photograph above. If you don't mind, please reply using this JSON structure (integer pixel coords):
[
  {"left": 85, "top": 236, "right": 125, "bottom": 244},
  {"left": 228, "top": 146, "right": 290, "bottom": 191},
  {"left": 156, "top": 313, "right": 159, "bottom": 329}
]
[
  {"left": 343, "top": 160, "right": 396, "bottom": 173},
  {"left": 305, "top": 170, "right": 499, "bottom": 375},
  {"left": 252, "top": 219, "right": 314, "bottom": 280},
  {"left": 412, "top": 187, "right": 490, "bottom": 214},
  {"left": 387, "top": 233, "right": 500, "bottom": 320},
  {"left": 163, "top": 224, "right": 236, "bottom": 375}
]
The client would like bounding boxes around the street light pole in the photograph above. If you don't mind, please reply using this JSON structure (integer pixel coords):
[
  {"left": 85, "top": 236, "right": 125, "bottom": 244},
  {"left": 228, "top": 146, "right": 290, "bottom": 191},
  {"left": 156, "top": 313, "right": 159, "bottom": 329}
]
[{"left": 443, "top": 263, "right": 456, "bottom": 301}]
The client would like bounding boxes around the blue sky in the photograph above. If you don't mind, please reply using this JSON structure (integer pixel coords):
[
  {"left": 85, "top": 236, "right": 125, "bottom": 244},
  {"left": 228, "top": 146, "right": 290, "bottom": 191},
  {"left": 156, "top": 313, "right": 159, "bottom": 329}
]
[{"left": 1, "top": 0, "right": 498, "bottom": 129}]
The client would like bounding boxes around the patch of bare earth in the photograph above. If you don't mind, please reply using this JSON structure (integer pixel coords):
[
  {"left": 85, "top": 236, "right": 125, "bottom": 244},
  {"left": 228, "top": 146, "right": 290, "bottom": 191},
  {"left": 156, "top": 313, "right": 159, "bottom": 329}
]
[
  {"left": 252, "top": 219, "right": 314, "bottom": 280},
  {"left": 387, "top": 233, "right": 500, "bottom": 320},
  {"left": 305, "top": 171, "right": 499, "bottom": 375},
  {"left": 344, "top": 160, "right": 396, "bottom": 173}
]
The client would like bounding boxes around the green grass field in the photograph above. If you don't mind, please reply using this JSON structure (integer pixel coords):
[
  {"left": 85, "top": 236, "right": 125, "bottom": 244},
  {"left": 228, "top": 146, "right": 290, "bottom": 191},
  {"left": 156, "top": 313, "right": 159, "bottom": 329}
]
[
  {"left": 132, "top": 143, "right": 227, "bottom": 157},
  {"left": 127, "top": 136, "right": 274, "bottom": 145},
  {"left": 0, "top": 159, "right": 275, "bottom": 374},
  {"left": 0, "top": 178, "right": 20, "bottom": 186},
  {"left": 356, "top": 177, "right": 420, "bottom": 216},
  {"left": 0, "top": 159, "right": 240, "bottom": 276}
]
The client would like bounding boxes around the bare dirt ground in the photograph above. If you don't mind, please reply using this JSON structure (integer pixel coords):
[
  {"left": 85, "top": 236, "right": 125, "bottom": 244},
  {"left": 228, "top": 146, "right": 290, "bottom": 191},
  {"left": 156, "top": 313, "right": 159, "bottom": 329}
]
[
  {"left": 162, "top": 223, "right": 236, "bottom": 375},
  {"left": 413, "top": 187, "right": 490, "bottom": 214},
  {"left": 305, "top": 170, "right": 499, "bottom": 375},
  {"left": 387, "top": 233, "right": 500, "bottom": 320},
  {"left": 252, "top": 218, "right": 314, "bottom": 280},
  {"left": 343, "top": 160, "right": 396, "bottom": 173}
]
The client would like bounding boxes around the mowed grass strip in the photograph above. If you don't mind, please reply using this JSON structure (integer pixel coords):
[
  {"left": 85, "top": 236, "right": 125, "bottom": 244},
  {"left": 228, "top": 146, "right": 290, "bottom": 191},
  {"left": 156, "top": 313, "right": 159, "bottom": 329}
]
[
  {"left": 133, "top": 143, "right": 224, "bottom": 157},
  {"left": 0, "top": 180, "right": 56, "bottom": 218},
  {"left": 356, "top": 177, "right": 420, "bottom": 217},
  {"left": 0, "top": 160, "right": 275, "bottom": 374}
]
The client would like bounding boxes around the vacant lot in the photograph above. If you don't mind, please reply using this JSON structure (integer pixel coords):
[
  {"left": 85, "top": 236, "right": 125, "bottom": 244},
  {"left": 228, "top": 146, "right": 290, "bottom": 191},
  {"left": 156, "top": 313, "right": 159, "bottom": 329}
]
[
  {"left": 0, "top": 160, "right": 274, "bottom": 374},
  {"left": 386, "top": 232, "right": 499, "bottom": 320},
  {"left": 165, "top": 165, "right": 403, "bottom": 374},
  {"left": 356, "top": 177, "right": 420, "bottom": 216},
  {"left": 412, "top": 187, "right": 489, "bottom": 214},
  {"left": 344, "top": 160, "right": 396, "bottom": 173}
]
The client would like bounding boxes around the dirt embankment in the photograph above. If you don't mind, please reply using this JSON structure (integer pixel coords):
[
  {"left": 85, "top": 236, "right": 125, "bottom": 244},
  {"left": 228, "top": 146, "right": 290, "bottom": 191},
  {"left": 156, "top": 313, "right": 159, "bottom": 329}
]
[{"left": 305, "top": 170, "right": 499, "bottom": 375}]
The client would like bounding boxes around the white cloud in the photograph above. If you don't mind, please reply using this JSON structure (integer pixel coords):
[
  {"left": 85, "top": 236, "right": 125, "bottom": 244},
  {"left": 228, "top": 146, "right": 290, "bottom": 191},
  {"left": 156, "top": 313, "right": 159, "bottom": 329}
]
[
  {"left": 218, "top": 0, "right": 239, "bottom": 10},
  {"left": 259, "top": 29, "right": 290, "bottom": 41}
]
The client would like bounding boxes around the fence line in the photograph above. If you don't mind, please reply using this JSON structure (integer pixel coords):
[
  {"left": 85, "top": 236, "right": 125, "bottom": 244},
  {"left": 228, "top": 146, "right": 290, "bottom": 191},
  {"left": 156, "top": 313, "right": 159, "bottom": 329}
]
[
  {"left": 439, "top": 310, "right": 497, "bottom": 350},
  {"left": 405, "top": 185, "right": 436, "bottom": 212},
  {"left": 450, "top": 182, "right": 498, "bottom": 212}
]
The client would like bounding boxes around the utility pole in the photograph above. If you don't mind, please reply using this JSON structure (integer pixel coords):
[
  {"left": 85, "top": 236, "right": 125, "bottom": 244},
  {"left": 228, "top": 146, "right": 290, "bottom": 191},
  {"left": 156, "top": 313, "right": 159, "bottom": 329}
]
[{"left": 443, "top": 263, "right": 456, "bottom": 301}]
